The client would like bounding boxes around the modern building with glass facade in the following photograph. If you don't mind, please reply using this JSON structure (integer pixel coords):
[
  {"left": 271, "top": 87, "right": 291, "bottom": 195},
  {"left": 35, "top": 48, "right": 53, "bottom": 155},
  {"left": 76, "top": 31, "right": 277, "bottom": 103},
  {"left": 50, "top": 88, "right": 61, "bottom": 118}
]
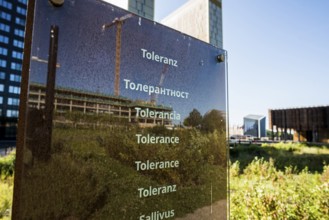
[
  {"left": 128, "top": 0, "right": 154, "bottom": 20},
  {"left": 243, "top": 114, "right": 266, "bottom": 138},
  {"left": 103, "top": 0, "right": 154, "bottom": 20},
  {"left": 161, "top": 0, "right": 223, "bottom": 48},
  {"left": 0, "top": 0, "right": 27, "bottom": 140}
]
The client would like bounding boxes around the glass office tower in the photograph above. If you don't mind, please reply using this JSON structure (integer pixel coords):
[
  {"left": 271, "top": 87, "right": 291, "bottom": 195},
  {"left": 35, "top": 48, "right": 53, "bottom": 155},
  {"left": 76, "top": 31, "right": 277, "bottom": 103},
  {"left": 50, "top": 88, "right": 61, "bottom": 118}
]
[
  {"left": 103, "top": 0, "right": 155, "bottom": 20},
  {"left": 209, "top": 0, "right": 223, "bottom": 48},
  {"left": 128, "top": 0, "right": 154, "bottom": 20},
  {"left": 0, "top": 0, "right": 27, "bottom": 140}
]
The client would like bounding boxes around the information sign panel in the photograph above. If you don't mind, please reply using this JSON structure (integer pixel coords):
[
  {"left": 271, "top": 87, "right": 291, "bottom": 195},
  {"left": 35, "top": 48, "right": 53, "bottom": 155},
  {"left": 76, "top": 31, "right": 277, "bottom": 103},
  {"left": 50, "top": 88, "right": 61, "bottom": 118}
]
[{"left": 13, "top": 0, "right": 228, "bottom": 219}]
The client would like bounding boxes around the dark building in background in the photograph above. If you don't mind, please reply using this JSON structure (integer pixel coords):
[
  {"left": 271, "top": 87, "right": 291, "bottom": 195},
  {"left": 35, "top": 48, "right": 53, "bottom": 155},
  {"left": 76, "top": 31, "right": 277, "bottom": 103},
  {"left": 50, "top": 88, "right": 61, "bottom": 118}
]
[
  {"left": 0, "top": 0, "right": 27, "bottom": 140},
  {"left": 269, "top": 106, "right": 329, "bottom": 143},
  {"left": 243, "top": 114, "right": 266, "bottom": 138}
]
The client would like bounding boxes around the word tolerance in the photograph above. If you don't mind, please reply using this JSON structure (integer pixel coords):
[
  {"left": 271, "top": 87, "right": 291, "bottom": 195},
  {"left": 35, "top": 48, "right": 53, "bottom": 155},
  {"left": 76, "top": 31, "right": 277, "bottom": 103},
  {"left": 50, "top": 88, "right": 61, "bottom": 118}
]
[
  {"left": 138, "top": 185, "right": 177, "bottom": 198},
  {"left": 135, "top": 160, "right": 179, "bottom": 171},
  {"left": 136, "top": 134, "right": 179, "bottom": 144},
  {"left": 124, "top": 79, "right": 189, "bottom": 99},
  {"left": 139, "top": 210, "right": 175, "bottom": 220},
  {"left": 141, "top": 48, "right": 178, "bottom": 67},
  {"left": 135, "top": 107, "right": 181, "bottom": 120}
]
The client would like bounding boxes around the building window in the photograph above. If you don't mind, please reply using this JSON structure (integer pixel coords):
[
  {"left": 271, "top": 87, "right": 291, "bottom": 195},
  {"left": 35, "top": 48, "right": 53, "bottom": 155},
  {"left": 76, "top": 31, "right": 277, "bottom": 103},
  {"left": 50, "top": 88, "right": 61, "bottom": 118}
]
[
  {"left": 12, "top": 51, "right": 23, "bottom": 60},
  {"left": 11, "top": 62, "right": 22, "bottom": 71},
  {"left": 0, "top": 47, "right": 8, "bottom": 56},
  {"left": 0, "top": 23, "right": 10, "bottom": 32},
  {"left": 15, "top": 17, "right": 26, "bottom": 26},
  {"left": 16, "top": 6, "right": 27, "bottom": 15},
  {"left": 0, "top": 35, "right": 9, "bottom": 44},
  {"left": 0, "top": 96, "right": 3, "bottom": 104},
  {"left": 0, "top": 11, "right": 11, "bottom": 21},
  {"left": 9, "top": 86, "right": 20, "bottom": 94},
  {"left": 14, "top": 29, "right": 25, "bottom": 37},
  {"left": 0, "top": 0, "right": 12, "bottom": 9},
  {"left": 8, "top": 97, "right": 19, "bottom": 106},
  {"left": 0, "top": 59, "right": 7, "bottom": 68},
  {"left": 18, "top": 0, "right": 27, "bottom": 4},
  {"left": 0, "top": 84, "right": 4, "bottom": 91},
  {"left": 10, "top": 74, "right": 21, "bottom": 82},
  {"left": 0, "top": 71, "right": 5, "bottom": 79},
  {"left": 13, "top": 40, "right": 24, "bottom": 48},
  {"left": 6, "top": 109, "right": 19, "bottom": 117}
]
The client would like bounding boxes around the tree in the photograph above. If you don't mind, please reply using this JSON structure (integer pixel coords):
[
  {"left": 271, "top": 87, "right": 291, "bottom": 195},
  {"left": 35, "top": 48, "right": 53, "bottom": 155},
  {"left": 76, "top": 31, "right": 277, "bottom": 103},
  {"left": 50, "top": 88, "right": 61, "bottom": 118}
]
[
  {"left": 201, "top": 109, "right": 225, "bottom": 133},
  {"left": 183, "top": 109, "right": 203, "bottom": 127}
]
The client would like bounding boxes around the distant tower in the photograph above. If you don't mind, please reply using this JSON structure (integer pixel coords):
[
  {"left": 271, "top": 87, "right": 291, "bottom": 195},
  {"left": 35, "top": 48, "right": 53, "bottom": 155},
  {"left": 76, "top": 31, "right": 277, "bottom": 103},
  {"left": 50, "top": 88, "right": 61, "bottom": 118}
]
[{"left": 161, "top": 0, "right": 223, "bottom": 48}]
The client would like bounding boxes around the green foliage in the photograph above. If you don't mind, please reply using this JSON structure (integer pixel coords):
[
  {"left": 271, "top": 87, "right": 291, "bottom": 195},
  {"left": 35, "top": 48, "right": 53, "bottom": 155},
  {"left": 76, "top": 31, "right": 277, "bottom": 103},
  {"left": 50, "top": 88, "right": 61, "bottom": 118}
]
[
  {"left": 183, "top": 108, "right": 202, "bottom": 127},
  {"left": 230, "top": 142, "right": 329, "bottom": 173},
  {"left": 0, "top": 151, "right": 15, "bottom": 179},
  {"left": 0, "top": 178, "right": 13, "bottom": 219},
  {"left": 230, "top": 158, "right": 329, "bottom": 219},
  {"left": 201, "top": 109, "right": 225, "bottom": 133},
  {"left": 17, "top": 126, "right": 227, "bottom": 219},
  {"left": 101, "top": 126, "right": 227, "bottom": 186}
]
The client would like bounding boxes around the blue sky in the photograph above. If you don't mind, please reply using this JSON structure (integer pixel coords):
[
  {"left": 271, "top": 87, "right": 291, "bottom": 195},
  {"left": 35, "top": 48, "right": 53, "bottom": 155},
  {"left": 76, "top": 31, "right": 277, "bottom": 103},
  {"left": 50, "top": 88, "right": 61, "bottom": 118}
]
[{"left": 156, "top": 0, "right": 329, "bottom": 127}]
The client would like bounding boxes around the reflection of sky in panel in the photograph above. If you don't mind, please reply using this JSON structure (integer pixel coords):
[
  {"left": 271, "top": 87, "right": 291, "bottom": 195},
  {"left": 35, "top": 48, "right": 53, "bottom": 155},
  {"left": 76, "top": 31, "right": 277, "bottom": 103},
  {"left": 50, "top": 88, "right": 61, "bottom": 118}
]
[{"left": 30, "top": 0, "right": 226, "bottom": 121}]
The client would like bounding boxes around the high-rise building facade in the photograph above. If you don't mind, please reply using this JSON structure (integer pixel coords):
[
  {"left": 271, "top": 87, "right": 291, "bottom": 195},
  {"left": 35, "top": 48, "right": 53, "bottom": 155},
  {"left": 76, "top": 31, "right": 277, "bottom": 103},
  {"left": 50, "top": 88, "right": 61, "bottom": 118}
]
[
  {"left": 128, "top": 0, "right": 154, "bottom": 20},
  {"left": 161, "top": 0, "right": 223, "bottom": 48},
  {"left": 103, "top": 0, "right": 155, "bottom": 20},
  {"left": 0, "top": 0, "right": 27, "bottom": 139}
]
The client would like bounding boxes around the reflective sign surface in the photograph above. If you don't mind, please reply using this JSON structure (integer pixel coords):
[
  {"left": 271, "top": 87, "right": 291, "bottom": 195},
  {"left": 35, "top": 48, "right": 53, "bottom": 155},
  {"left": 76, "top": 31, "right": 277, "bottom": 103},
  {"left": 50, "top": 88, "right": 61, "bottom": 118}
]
[{"left": 13, "top": 0, "right": 228, "bottom": 219}]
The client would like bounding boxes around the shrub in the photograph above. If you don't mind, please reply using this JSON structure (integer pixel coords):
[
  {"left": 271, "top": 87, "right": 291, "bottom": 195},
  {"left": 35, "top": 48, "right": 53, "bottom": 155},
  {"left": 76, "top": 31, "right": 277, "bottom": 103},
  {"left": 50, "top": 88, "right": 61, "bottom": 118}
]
[
  {"left": 230, "top": 157, "right": 329, "bottom": 219},
  {"left": 0, "top": 151, "right": 15, "bottom": 179}
]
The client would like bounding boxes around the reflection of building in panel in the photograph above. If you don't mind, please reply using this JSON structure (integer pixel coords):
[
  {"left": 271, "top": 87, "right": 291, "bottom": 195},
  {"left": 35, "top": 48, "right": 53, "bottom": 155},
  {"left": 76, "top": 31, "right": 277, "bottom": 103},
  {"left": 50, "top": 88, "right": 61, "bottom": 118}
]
[
  {"left": 161, "top": 0, "right": 223, "bottom": 48},
  {"left": 243, "top": 115, "right": 266, "bottom": 138},
  {"left": 28, "top": 83, "right": 173, "bottom": 127},
  {"left": 269, "top": 106, "right": 329, "bottom": 143}
]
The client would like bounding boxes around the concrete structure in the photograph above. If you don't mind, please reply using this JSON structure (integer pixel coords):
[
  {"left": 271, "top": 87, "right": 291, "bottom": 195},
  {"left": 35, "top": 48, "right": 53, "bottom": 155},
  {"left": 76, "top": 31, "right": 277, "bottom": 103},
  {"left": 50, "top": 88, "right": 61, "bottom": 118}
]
[
  {"left": 28, "top": 83, "right": 173, "bottom": 127},
  {"left": 161, "top": 0, "right": 223, "bottom": 48},
  {"left": 0, "top": 0, "right": 27, "bottom": 140},
  {"left": 269, "top": 106, "right": 329, "bottom": 143},
  {"left": 103, "top": 0, "right": 155, "bottom": 20},
  {"left": 243, "top": 114, "right": 266, "bottom": 138}
]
